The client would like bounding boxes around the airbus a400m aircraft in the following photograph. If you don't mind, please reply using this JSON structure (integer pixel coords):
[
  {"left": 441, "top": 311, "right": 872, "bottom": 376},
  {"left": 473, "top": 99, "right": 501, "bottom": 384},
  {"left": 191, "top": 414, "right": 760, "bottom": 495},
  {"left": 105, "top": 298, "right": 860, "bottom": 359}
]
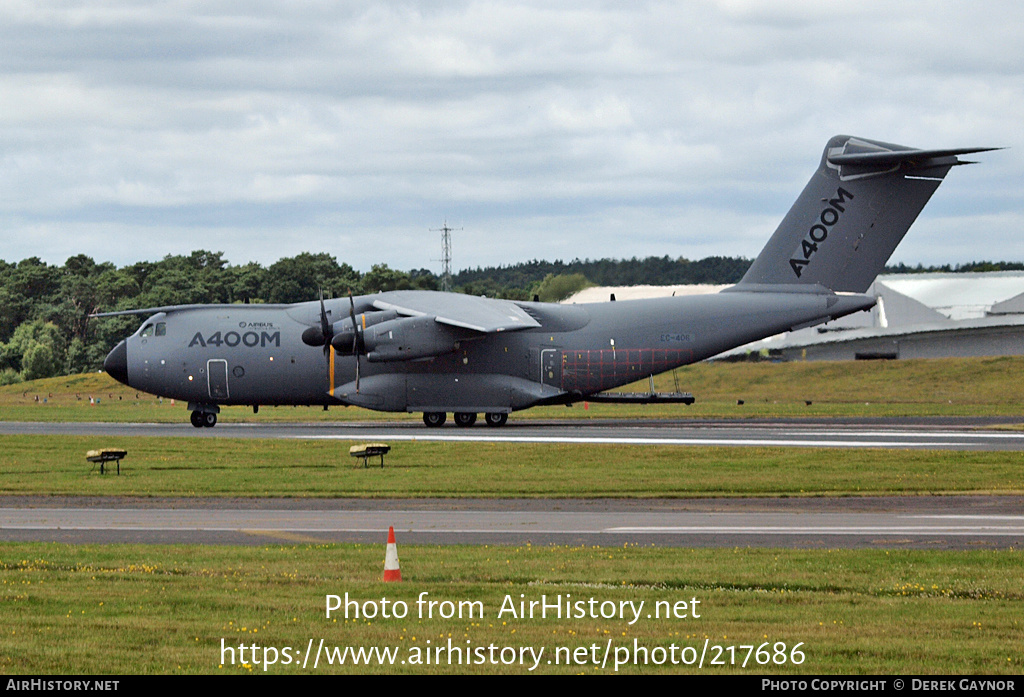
[{"left": 99, "top": 135, "right": 996, "bottom": 428}]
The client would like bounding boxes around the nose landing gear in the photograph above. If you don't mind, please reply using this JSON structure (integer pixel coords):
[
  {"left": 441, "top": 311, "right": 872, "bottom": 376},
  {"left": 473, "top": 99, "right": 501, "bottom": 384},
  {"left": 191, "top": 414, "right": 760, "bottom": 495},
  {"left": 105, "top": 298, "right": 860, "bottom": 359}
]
[{"left": 189, "top": 408, "right": 218, "bottom": 428}]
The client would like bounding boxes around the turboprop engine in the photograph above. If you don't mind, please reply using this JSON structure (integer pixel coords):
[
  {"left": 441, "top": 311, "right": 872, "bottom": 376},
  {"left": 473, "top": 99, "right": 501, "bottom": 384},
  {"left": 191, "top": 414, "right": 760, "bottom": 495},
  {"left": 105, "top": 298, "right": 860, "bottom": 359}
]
[
  {"left": 333, "top": 315, "right": 473, "bottom": 362},
  {"left": 327, "top": 310, "right": 398, "bottom": 354}
]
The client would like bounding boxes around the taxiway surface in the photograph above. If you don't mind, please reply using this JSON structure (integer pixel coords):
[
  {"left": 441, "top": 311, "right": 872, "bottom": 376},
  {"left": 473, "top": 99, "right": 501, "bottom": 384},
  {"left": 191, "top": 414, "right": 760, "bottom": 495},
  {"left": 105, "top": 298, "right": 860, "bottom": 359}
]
[{"left": 2, "top": 495, "right": 1022, "bottom": 550}]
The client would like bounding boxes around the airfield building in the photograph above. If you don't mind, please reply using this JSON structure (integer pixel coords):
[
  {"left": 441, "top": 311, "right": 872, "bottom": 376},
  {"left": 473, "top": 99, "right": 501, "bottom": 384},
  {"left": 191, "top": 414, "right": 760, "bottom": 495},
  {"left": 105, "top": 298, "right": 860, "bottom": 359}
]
[{"left": 565, "top": 271, "right": 1024, "bottom": 361}]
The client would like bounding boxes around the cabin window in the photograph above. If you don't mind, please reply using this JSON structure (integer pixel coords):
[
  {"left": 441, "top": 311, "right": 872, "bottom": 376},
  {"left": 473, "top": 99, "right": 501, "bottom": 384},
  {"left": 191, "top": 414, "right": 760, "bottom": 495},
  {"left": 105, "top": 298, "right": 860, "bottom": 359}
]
[
  {"left": 156, "top": 322, "right": 166, "bottom": 336},
  {"left": 139, "top": 323, "right": 154, "bottom": 337}
]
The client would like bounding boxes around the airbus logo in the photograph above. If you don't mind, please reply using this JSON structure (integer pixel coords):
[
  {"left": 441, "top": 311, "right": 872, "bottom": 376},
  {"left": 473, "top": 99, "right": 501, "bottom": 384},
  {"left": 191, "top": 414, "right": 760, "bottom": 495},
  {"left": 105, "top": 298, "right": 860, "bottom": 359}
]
[{"left": 789, "top": 187, "right": 854, "bottom": 278}]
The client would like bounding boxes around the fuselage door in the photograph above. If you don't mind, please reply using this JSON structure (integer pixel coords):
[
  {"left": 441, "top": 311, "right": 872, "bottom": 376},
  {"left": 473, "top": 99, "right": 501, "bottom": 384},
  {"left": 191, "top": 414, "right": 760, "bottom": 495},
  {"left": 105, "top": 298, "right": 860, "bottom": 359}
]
[
  {"left": 207, "top": 359, "right": 229, "bottom": 400},
  {"left": 540, "top": 348, "right": 561, "bottom": 388}
]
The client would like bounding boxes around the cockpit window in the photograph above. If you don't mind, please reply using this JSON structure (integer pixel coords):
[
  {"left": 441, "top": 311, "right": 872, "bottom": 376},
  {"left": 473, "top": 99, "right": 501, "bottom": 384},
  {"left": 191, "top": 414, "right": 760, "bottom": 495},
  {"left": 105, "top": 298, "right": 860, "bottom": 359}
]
[{"left": 137, "top": 321, "right": 167, "bottom": 338}]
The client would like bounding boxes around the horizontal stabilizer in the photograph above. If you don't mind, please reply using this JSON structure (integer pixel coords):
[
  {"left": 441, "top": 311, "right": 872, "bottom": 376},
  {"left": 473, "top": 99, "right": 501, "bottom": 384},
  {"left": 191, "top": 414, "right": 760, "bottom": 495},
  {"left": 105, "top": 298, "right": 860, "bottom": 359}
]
[{"left": 827, "top": 146, "right": 1001, "bottom": 167}]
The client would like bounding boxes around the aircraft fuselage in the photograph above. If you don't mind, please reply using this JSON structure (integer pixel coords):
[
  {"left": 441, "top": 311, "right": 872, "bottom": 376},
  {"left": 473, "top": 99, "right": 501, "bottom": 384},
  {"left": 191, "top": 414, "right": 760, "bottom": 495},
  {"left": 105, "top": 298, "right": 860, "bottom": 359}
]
[{"left": 104, "top": 288, "right": 874, "bottom": 419}]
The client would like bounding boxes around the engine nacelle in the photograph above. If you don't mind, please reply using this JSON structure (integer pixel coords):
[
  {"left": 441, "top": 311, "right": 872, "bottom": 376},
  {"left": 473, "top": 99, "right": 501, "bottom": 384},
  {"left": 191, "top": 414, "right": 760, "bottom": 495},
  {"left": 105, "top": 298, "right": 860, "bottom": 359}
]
[
  {"left": 330, "top": 310, "right": 398, "bottom": 354},
  {"left": 362, "top": 316, "right": 471, "bottom": 362}
]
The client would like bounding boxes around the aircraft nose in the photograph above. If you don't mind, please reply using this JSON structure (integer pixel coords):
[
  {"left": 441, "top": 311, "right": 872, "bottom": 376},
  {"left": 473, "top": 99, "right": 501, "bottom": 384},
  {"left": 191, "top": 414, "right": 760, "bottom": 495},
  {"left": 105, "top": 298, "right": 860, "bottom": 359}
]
[{"left": 104, "top": 340, "right": 129, "bottom": 385}]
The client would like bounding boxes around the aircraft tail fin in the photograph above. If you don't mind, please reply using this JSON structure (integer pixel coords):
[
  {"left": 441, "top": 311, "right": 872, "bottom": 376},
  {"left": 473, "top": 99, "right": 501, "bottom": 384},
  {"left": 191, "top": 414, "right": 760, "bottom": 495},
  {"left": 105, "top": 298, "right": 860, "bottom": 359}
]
[{"left": 737, "top": 135, "right": 998, "bottom": 293}]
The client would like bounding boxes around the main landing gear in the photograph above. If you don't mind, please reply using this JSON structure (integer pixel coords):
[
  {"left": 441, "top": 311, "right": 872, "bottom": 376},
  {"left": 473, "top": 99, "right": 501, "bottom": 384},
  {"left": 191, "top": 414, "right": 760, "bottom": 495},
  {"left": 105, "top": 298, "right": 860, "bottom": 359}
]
[
  {"left": 422, "top": 411, "right": 508, "bottom": 428},
  {"left": 484, "top": 412, "right": 508, "bottom": 427},
  {"left": 454, "top": 412, "right": 477, "bottom": 427},
  {"left": 422, "top": 411, "right": 447, "bottom": 427}
]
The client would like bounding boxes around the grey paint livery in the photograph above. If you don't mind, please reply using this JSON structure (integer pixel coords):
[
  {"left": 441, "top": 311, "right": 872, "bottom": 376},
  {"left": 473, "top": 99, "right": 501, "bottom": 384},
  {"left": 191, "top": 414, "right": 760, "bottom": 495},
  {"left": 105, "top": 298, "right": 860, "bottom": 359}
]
[{"left": 99, "top": 136, "right": 996, "bottom": 427}]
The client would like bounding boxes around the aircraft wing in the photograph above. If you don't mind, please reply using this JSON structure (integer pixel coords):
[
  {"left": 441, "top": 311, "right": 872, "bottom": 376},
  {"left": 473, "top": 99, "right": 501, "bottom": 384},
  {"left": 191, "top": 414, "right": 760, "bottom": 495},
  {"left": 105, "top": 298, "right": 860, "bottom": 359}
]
[
  {"left": 90, "top": 304, "right": 252, "bottom": 318},
  {"left": 371, "top": 290, "right": 540, "bottom": 333}
]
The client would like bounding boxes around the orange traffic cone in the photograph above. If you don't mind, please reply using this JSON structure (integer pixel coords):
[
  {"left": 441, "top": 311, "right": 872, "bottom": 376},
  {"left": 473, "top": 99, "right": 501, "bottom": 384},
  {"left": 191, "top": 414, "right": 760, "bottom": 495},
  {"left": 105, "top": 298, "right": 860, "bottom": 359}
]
[{"left": 383, "top": 526, "right": 402, "bottom": 582}]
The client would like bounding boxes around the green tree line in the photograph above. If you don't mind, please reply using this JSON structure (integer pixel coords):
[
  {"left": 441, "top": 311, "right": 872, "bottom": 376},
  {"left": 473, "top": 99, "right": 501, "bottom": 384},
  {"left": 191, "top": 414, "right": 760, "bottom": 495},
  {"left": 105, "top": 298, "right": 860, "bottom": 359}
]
[
  {"left": 452, "top": 255, "right": 752, "bottom": 296},
  {"left": 1, "top": 250, "right": 1019, "bottom": 383}
]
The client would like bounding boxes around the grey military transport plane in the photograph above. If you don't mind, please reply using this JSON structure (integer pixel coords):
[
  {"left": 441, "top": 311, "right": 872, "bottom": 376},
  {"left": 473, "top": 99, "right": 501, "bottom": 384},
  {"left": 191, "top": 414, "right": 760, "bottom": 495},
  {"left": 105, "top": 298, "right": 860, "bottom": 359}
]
[{"left": 98, "top": 135, "right": 997, "bottom": 428}]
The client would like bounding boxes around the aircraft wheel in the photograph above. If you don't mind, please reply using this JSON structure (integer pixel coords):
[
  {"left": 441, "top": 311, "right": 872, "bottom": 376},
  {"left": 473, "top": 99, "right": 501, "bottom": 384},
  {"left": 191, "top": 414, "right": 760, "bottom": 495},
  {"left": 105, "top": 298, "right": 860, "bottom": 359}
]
[
  {"left": 202, "top": 412, "right": 218, "bottom": 428},
  {"left": 484, "top": 412, "right": 508, "bottom": 427},
  {"left": 454, "top": 412, "right": 477, "bottom": 427},
  {"left": 423, "top": 412, "right": 447, "bottom": 428},
  {"left": 190, "top": 411, "right": 205, "bottom": 428}
]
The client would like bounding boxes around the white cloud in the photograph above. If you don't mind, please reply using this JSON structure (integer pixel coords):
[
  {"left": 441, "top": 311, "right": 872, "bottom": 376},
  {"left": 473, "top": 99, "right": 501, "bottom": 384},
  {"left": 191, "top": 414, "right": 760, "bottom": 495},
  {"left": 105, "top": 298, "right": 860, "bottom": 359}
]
[{"left": 0, "top": 0, "right": 1020, "bottom": 271}]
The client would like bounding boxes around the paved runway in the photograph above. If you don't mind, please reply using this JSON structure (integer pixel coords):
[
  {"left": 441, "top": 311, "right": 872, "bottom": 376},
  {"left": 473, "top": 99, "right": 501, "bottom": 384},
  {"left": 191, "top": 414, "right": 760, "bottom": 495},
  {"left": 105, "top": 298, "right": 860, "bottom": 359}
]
[
  {"left": 2, "top": 495, "right": 1022, "bottom": 549},
  {"left": 2, "top": 417, "right": 1023, "bottom": 450},
  {"left": 3, "top": 418, "right": 1021, "bottom": 549}
]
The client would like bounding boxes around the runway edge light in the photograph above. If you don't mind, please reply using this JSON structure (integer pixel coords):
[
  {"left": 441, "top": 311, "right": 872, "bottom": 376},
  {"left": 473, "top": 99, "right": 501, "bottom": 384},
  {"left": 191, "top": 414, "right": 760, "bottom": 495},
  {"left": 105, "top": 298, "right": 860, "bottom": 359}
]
[{"left": 383, "top": 526, "right": 402, "bottom": 582}]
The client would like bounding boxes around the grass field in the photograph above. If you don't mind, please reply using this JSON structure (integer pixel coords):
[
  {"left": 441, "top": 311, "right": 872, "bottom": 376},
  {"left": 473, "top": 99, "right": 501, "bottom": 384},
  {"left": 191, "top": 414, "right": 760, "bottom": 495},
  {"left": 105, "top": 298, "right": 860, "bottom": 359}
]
[
  {"left": 1, "top": 435, "right": 1022, "bottom": 498},
  {"left": 1, "top": 542, "right": 1021, "bottom": 675},
  {"left": 3, "top": 356, "right": 1022, "bottom": 675},
  {"left": 3, "top": 355, "right": 1024, "bottom": 422}
]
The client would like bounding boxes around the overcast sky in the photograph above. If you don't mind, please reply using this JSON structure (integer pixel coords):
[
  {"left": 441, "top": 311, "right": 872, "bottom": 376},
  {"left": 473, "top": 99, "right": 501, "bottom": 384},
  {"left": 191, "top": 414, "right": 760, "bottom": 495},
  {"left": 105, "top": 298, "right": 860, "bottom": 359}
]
[{"left": 1, "top": 0, "right": 1020, "bottom": 274}]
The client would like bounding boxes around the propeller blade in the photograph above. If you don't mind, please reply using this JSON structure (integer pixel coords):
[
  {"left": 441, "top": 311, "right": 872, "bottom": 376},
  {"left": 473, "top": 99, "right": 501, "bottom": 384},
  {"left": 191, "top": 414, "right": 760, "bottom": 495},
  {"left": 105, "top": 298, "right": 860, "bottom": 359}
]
[
  {"left": 319, "top": 288, "right": 333, "bottom": 359},
  {"left": 349, "top": 294, "right": 360, "bottom": 393}
]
